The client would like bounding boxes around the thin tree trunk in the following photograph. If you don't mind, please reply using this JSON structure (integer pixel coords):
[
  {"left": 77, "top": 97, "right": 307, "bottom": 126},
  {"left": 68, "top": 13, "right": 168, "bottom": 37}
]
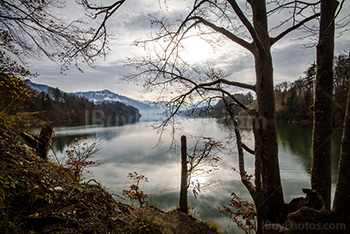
[
  {"left": 235, "top": 118, "right": 265, "bottom": 233},
  {"left": 179, "top": 135, "right": 188, "bottom": 213},
  {"left": 333, "top": 54, "right": 350, "bottom": 223},
  {"left": 311, "top": 0, "right": 338, "bottom": 209}
]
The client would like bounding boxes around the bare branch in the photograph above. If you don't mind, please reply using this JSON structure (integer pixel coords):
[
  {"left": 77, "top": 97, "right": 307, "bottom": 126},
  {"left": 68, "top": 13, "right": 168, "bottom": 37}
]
[
  {"left": 227, "top": 0, "right": 259, "bottom": 45},
  {"left": 203, "top": 87, "right": 255, "bottom": 115},
  {"left": 187, "top": 76, "right": 256, "bottom": 92},
  {"left": 222, "top": 96, "right": 256, "bottom": 198},
  {"left": 0, "top": 0, "right": 126, "bottom": 71},
  {"left": 188, "top": 16, "right": 255, "bottom": 53},
  {"left": 267, "top": 1, "right": 321, "bottom": 15},
  {"left": 271, "top": 13, "right": 320, "bottom": 45},
  {"left": 242, "top": 143, "right": 255, "bottom": 155}
]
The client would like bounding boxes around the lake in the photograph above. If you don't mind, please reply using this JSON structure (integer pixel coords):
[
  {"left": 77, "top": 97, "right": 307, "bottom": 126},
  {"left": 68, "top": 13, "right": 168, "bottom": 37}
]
[{"left": 50, "top": 118, "right": 342, "bottom": 233}]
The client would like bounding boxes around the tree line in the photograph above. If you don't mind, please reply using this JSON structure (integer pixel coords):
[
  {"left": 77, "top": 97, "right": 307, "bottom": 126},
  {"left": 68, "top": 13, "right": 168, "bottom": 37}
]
[
  {"left": 30, "top": 87, "right": 141, "bottom": 125},
  {"left": 0, "top": 73, "right": 141, "bottom": 126},
  {"left": 275, "top": 52, "right": 349, "bottom": 125}
]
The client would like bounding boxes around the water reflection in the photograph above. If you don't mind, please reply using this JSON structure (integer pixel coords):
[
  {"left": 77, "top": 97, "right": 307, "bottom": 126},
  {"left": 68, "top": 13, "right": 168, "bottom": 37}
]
[
  {"left": 277, "top": 123, "right": 341, "bottom": 183},
  {"left": 50, "top": 119, "right": 341, "bottom": 234}
]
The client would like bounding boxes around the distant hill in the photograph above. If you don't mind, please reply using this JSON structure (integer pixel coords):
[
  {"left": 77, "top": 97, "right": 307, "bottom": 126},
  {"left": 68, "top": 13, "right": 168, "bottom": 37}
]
[
  {"left": 24, "top": 80, "right": 141, "bottom": 125},
  {"left": 25, "top": 80, "right": 51, "bottom": 93},
  {"left": 74, "top": 90, "right": 164, "bottom": 121},
  {"left": 180, "top": 93, "right": 253, "bottom": 118},
  {"left": 25, "top": 80, "right": 163, "bottom": 121},
  {"left": 74, "top": 90, "right": 151, "bottom": 111}
]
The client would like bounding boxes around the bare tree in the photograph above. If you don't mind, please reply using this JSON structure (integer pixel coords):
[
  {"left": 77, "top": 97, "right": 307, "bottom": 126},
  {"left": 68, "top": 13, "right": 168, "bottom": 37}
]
[
  {"left": 179, "top": 135, "right": 222, "bottom": 214},
  {"left": 126, "top": 1, "right": 322, "bottom": 232},
  {"left": 0, "top": 0, "right": 125, "bottom": 71}
]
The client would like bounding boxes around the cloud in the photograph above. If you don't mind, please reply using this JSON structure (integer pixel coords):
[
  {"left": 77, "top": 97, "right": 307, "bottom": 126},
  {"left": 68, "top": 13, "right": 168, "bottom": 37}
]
[
  {"left": 29, "top": 0, "right": 350, "bottom": 101},
  {"left": 272, "top": 41, "right": 316, "bottom": 84}
]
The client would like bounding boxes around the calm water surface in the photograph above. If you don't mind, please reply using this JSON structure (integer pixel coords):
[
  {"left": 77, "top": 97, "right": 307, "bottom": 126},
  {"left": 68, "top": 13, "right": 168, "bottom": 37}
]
[{"left": 50, "top": 119, "right": 341, "bottom": 233}]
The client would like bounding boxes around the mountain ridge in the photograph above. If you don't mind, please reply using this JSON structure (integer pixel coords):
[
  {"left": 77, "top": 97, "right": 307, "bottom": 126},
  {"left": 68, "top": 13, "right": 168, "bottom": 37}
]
[
  {"left": 26, "top": 79, "right": 153, "bottom": 109},
  {"left": 25, "top": 79, "right": 163, "bottom": 121},
  {"left": 74, "top": 89, "right": 151, "bottom": 111}
]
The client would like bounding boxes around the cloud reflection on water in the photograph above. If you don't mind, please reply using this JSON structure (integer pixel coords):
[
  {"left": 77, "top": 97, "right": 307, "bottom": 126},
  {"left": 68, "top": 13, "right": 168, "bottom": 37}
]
[{"left": 51, "top": 118, "right": 339, "bottom": 234}]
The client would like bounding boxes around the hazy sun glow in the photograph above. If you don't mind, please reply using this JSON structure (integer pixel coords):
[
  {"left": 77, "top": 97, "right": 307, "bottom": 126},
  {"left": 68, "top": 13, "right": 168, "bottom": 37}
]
[{"left": 180, "top": 36, "right": 215, "bottom": 64}]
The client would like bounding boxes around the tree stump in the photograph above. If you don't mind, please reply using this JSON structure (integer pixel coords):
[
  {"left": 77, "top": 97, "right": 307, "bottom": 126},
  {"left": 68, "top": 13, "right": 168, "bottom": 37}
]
[
  {"left": 179, "top": 135, "right": 188, "bottom": 214},
  {"left": 38, "top": 125, "right": 53, "bottom": 160}
]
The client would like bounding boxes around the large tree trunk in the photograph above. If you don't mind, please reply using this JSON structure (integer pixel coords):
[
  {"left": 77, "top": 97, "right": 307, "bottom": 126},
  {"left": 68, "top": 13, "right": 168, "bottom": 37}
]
[
  {"left": 251, "top": 1, "right": 284, "bottom": 223},
  {"left": 254, "top": 51, "right": 285, "bottom": 223},
  {"left": 311, "top": 0, "right": 338, "bottom": 209},
  {"left": 333, "top": 54, "right": 350, "bottom": 223}
]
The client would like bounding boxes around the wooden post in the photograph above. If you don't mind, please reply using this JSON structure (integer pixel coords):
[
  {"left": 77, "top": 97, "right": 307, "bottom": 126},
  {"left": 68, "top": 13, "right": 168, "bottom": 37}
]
[
  {"left": 179, "top": 135, "right": 188, "bottom": 213},
  {"left": 38, "top": 125, "right": 53, "bottom": 160}
]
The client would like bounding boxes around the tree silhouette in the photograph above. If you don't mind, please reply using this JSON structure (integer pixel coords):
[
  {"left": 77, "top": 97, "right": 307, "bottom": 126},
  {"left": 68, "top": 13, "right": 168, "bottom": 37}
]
[
  {"left": 0, "top": 0, "right": 125, "bottom": 71},
  {"left": 125, "top": 1, "right": 323, "bottom": 231}
]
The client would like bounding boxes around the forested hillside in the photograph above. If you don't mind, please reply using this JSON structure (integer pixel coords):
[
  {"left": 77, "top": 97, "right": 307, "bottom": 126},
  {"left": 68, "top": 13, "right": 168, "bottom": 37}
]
[
  {"left": 28, "top": 86, "right": 141, "bottom": 126},
  {"left": 275, "top": 53, "right": 349, "bottom": 125},
  {"left": 210, "top": 53, "right": 349, "bottom": 126},
  {"left": 0, "top": 69, "right": 141, "bottom": 127}
]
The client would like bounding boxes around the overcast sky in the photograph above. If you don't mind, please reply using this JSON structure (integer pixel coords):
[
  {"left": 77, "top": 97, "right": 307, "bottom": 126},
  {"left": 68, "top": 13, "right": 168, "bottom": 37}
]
[{"left": 29, "top": 0, "right": 350, "bottom": 101}]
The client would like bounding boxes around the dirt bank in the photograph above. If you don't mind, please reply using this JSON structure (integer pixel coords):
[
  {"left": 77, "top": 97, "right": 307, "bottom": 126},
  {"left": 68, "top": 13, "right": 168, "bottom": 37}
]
[{"left": 0, "top": 120, "right": 219, "bottom": 234}]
